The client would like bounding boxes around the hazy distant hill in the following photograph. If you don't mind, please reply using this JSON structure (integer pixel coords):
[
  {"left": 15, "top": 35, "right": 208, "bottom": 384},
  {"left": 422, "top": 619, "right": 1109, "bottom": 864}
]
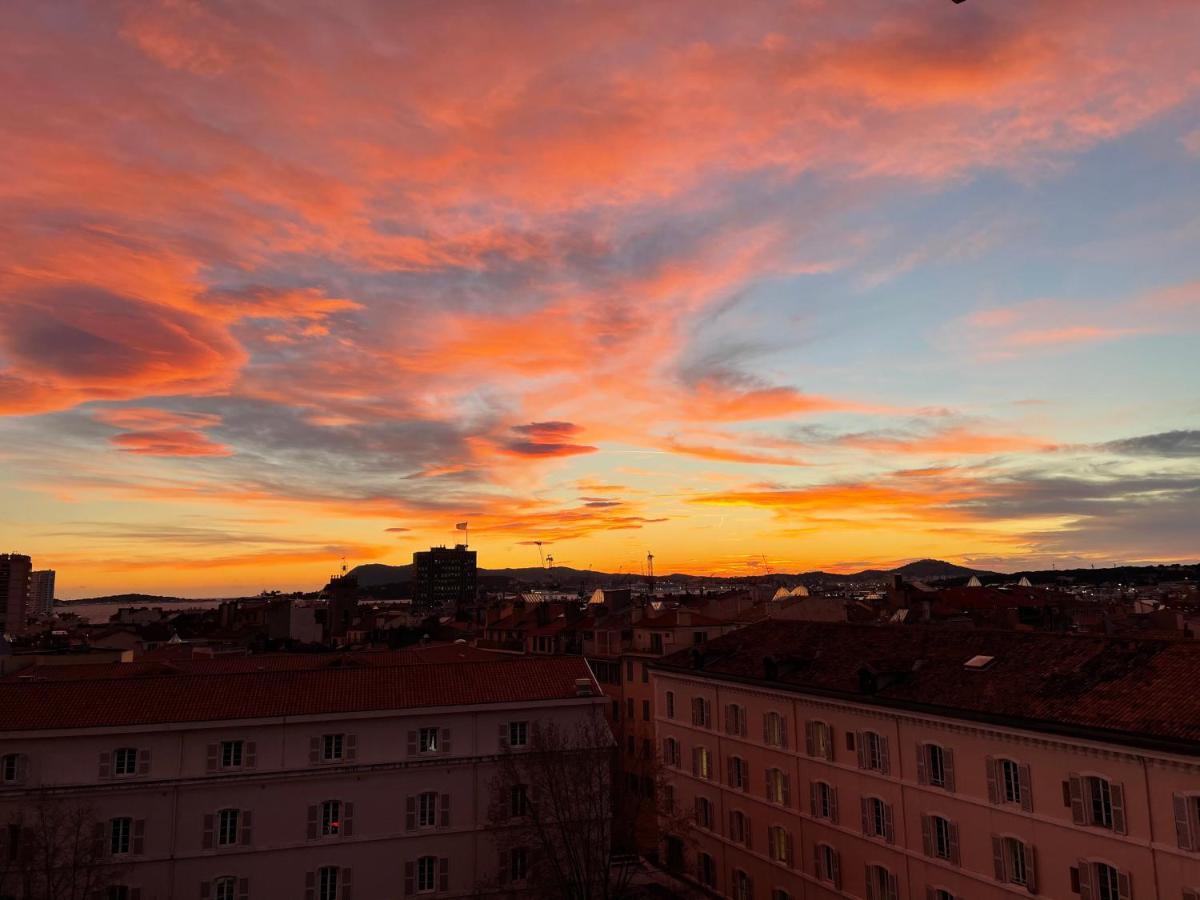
[{"left": 890, "top": 558, "right": 997, "bottom": 580}]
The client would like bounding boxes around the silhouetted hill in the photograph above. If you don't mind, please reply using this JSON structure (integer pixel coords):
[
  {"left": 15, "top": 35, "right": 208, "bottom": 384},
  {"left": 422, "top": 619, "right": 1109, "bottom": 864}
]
[{"left": 891, "top": 558, "right": 997, "bottom": 580}]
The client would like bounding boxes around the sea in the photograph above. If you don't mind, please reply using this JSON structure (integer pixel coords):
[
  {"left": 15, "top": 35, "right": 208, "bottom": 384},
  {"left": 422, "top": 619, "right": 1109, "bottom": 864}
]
[{"left": 57, "top": 598, "right": 228, "bottom": 624}]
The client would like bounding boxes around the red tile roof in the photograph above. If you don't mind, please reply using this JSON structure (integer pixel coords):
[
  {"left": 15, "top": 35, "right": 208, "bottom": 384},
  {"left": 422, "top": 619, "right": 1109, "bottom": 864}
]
[
  {"left": 654, "top": 620, "right": 1200, "bottom": 753},
  {"left": 0, "top": 656, "right": 597, "bottom": 732}
]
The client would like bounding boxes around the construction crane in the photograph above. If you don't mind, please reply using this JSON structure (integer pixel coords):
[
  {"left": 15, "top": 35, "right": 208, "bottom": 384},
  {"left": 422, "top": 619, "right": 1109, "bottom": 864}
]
[
  {"left": 646, "top": 551, "right": 655, "bottom": 594},
  {"left": 533, "top": 541, "right": 546, "bottom": 568},
  {"left": 546, "top": 553, "right": 554, "bottom": 569}
]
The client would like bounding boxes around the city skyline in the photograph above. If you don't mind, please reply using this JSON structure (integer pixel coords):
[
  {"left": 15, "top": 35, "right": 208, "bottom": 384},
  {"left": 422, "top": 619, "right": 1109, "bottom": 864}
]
[{"left": 2, "top": 0, "right": 1199, "bottom": 598}]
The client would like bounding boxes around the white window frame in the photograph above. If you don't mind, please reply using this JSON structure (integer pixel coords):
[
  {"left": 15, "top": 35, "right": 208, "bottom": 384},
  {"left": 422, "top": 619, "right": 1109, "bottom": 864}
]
[
  {"left": 113, "top": 747, "right": 138, "bottom": 777},
  {"left": 220, "top": 740, "right": 244, "bottom": 770},
  {"left": 508, "top": 721, "right": 529, "bottom": 747},
  {"left": 322, "top": 733, "right": 344, "bottom": 762},
  {"left": 217, "top": 808, "right": 240, "bottom": 846},
  {"left": 416, "top": 855, "right": 437, "bottom": 892}
]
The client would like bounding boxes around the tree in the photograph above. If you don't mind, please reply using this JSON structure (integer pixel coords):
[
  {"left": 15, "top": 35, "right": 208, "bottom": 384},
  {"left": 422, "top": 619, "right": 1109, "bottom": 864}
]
[
  {"left": 0, "top": 793, "right": 124, "bottom": 900},
  {"left": 482, "top": 707, "right": 689, "bottom": 900}
]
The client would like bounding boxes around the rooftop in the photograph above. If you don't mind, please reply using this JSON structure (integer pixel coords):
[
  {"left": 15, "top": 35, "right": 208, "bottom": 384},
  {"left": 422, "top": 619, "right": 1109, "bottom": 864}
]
[
  {"left": 654, "top": 620, "right": 1200, "bottom": 753},
  {"left": 0, "top": 655, "right": 597, "bottom": 732}
]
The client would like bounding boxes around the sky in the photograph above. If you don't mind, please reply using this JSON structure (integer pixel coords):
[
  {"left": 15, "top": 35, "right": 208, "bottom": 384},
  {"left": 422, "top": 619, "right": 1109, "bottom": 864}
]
[{"left": 1, "top": 0, "right": 1198, "bottom": 598}]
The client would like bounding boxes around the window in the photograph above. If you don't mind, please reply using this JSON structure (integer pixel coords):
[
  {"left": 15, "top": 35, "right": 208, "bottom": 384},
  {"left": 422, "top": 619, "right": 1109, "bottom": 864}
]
[
  {"left": 861, "top": 731, "right": 887, "bottom": 772},
  {"left": 772, "top": 892, "right": 791, "bottom": 900},
  {"left": 627, "top": 735, "right": 635, "bottom": 755},
  {"left": 213, "top": 877, "right": 237, "bottom": 900},
  {"left": 642, "top": 700, "right": 650, "bottom": 721},
  {"left": 990, "top": 757, "right": 1029, "bottom": 808},
  {"left": 698, "top": 852, "right": 716, "bottom": 887},
  {"left": 1069, "top": 775, "right": 1125, "bottom": 832},
  {"left": 417, "top": 855, "right": 437, "bottom": 892},
  {"left": 693, "top": 631, "right": 708, "bottom": 645},
  {"left": 220, "top": 740, "right": 244, "bottom": 769},
  {"left": 0, "top": 754, "right": 19, "bottom": 784},
  {"left": 321, "top": 799, "right": 341, "bottom": 836},
  {"left": 733, "top": 869, "right": 752, "bottom": 900},
  {"left": 322, "top": 733, "right": 344, "bottom": 761},
  {"left": 728, "top": 756, "right": 748, "bottom": 790},
  {"left": 766, "top": 768, "right": 789, "bottom": 806},
  {"left": 729, "top": 809, "right": 748, "bottom": 845},
  {"left": 641, "top": 663, "right": 648, "bottom": 683},
  {"left": 807, "top": 720, "right": 833, "bottom": 760},
  {"left": 691, "top": 697, "right": 710, "bottom": 728},
  {"left": 113, "top": 747, "right": 138, "bottom": 777},
  {"left": 695, "top": 746, "right": 713, "bottom": 779},
  {"left": 626, "top": 659, "right": 633, "bottom": 681},
  {"left": 863, "top": 796, "right": 891, "bottom": 841},
  {"left": 1093, "top": 862, "right": 1121, "bottom": 900},
  {"left": 626, "top": 698, "right": 635, "bottom": 719},
  {"left": 725, "top": 704, "right": 745, "bottom": 736},
  {"left": 318, "top": 867, "right": 339, "bottom": 900},
  {"left": 695, "top": 796, "right": 714, "bottom": 829},
  {"left": 107, "top": 887, "right": 130, "bottom": 900},
  {"left": 217, "top": 808, "right": 240, "bottom": 846},
  {"left": 927, "top": 744, "right": 947, "bottom": 788},
  {"left": 418, "top": 727, "right": 440, "bottom": 753},
  {"left": 994, "top": 836, "right": 1034, "bottom": 888},
  {"left": 932, "top": 891, "right": 954, "bottom": 900},
  {"left": 665, "top": 691, "right": 675, "bottom": 719},
  {"left": 510, "top": 783, "right": 529, "bottom": 817},
  {"left": 642, "top": 738, "right": 652, "bottom": 759},
  {"left": 925, "top": 814, "right": 957, "bottom": 862},
  {"left": 509, "top": 847, "right": 528, "bottom": 882},
  {"left": 764, "top": 711, "right": 787, "bottom": 748},
  {"left": 418, "top": 791, "right": 438, "bottom": 828},
  {"left": 110, "top": 817, "right": 132, "bottom": 855},
  {"left": 663, "top": 737, "right": 680, "bottom": 767},
  {"left": 663, "top": 784, "right": 675, "bottom": 812},
  {"left": 816, "top": 844, "right": 839, "bottom": 885},
  {"left": 934, "top": 816, "right": 952, "bottom": 859},
  {"left": 1088, "top": 776, "right": 1113, "bottom": 828},
  {"left": 768, "top": 825, "right": 791, "bottom": 865},
  {"left": 812, "top": 781, "right": 836, "bottom": 821},
  {"left": 650, "top": 633, "right": 664, "bottom": 654},
  {"left": 866, "top": 864, "right": 896, "bottom": 900}
]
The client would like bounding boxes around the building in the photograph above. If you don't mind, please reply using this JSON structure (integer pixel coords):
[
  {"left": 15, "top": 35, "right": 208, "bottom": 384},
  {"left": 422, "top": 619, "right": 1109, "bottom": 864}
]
[
  {"left": 0, "top": 553, "right": 32, "bottom": 637},
  {"left": 0, "top": 654, "right": 605, "bottom": 899},
  {"left": 652, "top": 620, "right": 1200, "bottom": 900},
  {"left": 28, "top": 568, "right": 56, "bottom": 617},
  {"left": 413, "top": 545, "right": 477, "bottom": 612}
]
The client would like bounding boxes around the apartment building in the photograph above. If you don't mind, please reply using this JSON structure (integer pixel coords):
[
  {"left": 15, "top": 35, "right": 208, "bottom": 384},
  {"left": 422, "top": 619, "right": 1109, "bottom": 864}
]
[
  {"left": 652, "top": 620, "right": 1200, "bottom": 900},
  {"left": 0, "top": 655, "right": 604, "bottom": 899}
]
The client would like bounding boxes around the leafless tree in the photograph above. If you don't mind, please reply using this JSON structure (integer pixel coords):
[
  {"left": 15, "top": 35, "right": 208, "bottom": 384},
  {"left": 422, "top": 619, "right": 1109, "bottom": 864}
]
[
  {"left": 0, "top": 793, "right": 123, "bottom": 900},
  {"left": 481, "top": 707, "right": 689, "bottom": 900}
]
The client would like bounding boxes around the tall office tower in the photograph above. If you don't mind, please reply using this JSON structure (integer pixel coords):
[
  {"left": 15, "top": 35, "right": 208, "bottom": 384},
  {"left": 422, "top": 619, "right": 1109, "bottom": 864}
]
[
  {"left": 0, "top": 554, "right": 32, "bottom": 636},
  {"left": 28, "top": 569, "right": 56, "bottom": 617},
  {"left": 412, "top": 545, "right": 477, "bottom": 612}
]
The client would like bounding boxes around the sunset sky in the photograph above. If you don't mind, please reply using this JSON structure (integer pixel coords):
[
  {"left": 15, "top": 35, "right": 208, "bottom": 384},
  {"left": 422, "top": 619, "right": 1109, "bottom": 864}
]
[{"left": 2, "top": 0, "right": 1198, "bottom": 598}]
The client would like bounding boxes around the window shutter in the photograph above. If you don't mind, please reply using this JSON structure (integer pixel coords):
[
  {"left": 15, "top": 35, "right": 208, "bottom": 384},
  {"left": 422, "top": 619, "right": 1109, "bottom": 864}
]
[
  {"left": 341, "top": 867, "right": 353, "bottom": 900},
  {"left": 404, "top": 861, "right": 415, "bottom": 895},
  {"left": 742, "top": 759, "right": 750, "bottom": 791},
  {"left": 343, "top": 801, "right": 355, "bottom": 837},
  {"left": 925, "top": 890, "right": 936, "bottom": 900},
  {"left": 780, "top": 716, "right": 789, "bottom": 749},
  {"left": 346, "top": 734, "right": 357, "bottom": 761},
  {"left": 860, "top": 797, "right": 870, "bottom": 835},
  {"left": 824, "top": 726, "right": 835, "bottom": 761},
  {"left": 439, "top": 792, "right": 450, "bottom": 827},
  {"left": 878, "top": 735, "right": 889, "bottom": 774},
  {"left": 206, "top": 744, "right": 219, "bottom": 773},
  {"left": 497, "top": 724, "right": 508, "bottom": 750},
  {"left": 786, "top": 829, "right": 794, "bottom": 866},
  {"left": 692, "top": 747, "right": 699, "bottom": 777},
  {"left": 920, "top": 814, "right": 933, "bottom": 856},
  {"left": 99, "top": 752, "right": 111, "bottom": 779},
  {"left": 887, "top": 871, "right": 899, "bottom": 900},
  {"left": 1068, "top": 774, "right": 1086, "bottom": 824},
  {"left": 137, "top": 749, "right": 151, "bottom": 776},
  {"left": 202, "top": 814, "right": 214, "bottom": 850},
  {"left": 725, "top": 704, "right": 734, "bottom": 735},
  {"left": 810, "top": 782, "right": 818, "bottom": 816},
  {"left": 1175, "top": 793, "right": 1194, "bottom": 849},
  {"left": 440, "top": 728, "right": 452, "bottom": 754},
  {"left": 305, "top": 871, "right": 316, "bottom": 900},
  {"left": 812, "top": 843, "right": 821, "bottom": 878},
  {"left": 991, "top": 835, "right": 1005, "bottom": 881},
  {"left": 949, "top": 821, "right": 961, "bottom": 865},
  {"left": 883, "top": 801, "right": 894, "bottom": 843},
  {"left": 745, "top": 817, "right": 752, "bottom": 850},
  {"left": 438, "top": 858, "right": 449, "bottom": 893},
  {"left": 1110, "top": 782, "right": 1127, "bottom": 835},
  {"left": 1078, "top": 860, "right": 1094, "bottom": 900},
  {"left": 245, "top": 742, "right": 257, "bottom": 769},
  {"left": 781, "top": 773, "right": 790, "bottom": 807},
  {"left": 727, "top": 757, "right": 734, "bottom": 786},
  {"left": 405, "top": 796, "right": 416, "bottom": 831},
  {"left": 763, "top": 712, "right": 770, "bottom": 743},
  {"left": 201, "top": 882, "right": 211, "bottom": 900},
  {"left": 830, "top": 785, "right": 839, "bottom": 824},
  {"left": 1018, "top": 763, "right": 1033, "bottom": 812},
  {"left": 1116, "top": 871, "right": 1131, "bottom": 900},
  {"left": 1023, "top": 843, "right": 1038, "bottom": 893},
  {"left": 916, "top": 743, "right": 928, "bottom": 784},
  {"left": 409, "top": 730, "right": 420, "bottom": 755},
  {"left": 943, "top": 747, "right": 956, "bottom": 792},
  {"left": 92, "top": 821, "right": 106, "bottom": 858},
  {"left": 704, "top": 699, "right": 711, "bottom": 728},
  {"left": 309, "top": 736, "right": 320, "bottom": 765},
  {"left": 864, "top": 865, "right": 875, "bottom": 900},
  {"left": 237, "top": 878, "right": 249, "bottom": 900},
  {"left": 306, "top": 805, "right": 318, "bottom": 840},
  {"left": 856, "top": 732, "right": 866, "bottom": 769},
  {"left": 133, "top": 819, "right": 145, "bottom": 855},
  {"left": 728, "top": 810, "right": 736, "bottom": 841},
  {"left": 985, "top": 756, "right": 998, "bottom": 803},
  {"left": 240, "top": 810, "right": 253, "bottom": 846},
  {"left": 846, "top": 730, "right": 856, "bottom": 752},
  {"left": 831, "top": 849, "right": 841, "bottom": 888},
  {"left": 805, "top": 722, "right": 815, "bottom": 756}
]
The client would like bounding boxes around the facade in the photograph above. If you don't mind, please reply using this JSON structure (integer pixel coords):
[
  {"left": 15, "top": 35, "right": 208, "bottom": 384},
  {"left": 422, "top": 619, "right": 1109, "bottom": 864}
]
[
  {"left": 28, "top": 568, "right": 55, "bottom": 617},
  {"left": 0, "top": 655, "right": 605, "bottom": 899},
  {"left": 413, "top": 546, "right": 477, "bottom": 612},
  {"left": 1, "top": 553, "right": 32, "bottom": 636},
  {"left": 653, "top": 620, "right": 1200, "bottom": 900}
]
